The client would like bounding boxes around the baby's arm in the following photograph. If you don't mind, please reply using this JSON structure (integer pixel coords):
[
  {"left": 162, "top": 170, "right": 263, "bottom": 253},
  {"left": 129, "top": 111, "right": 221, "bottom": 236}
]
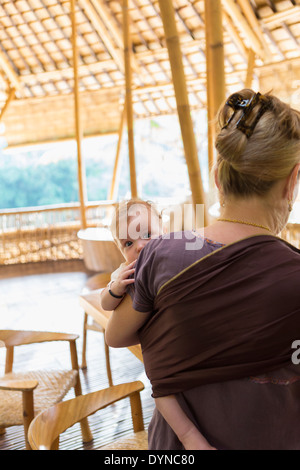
[
  {"left": 100, "top": 261, "right": 136, "bottom": 311},
  {"left": 155, "top": 395, "right": 216, "bottom": 450}
]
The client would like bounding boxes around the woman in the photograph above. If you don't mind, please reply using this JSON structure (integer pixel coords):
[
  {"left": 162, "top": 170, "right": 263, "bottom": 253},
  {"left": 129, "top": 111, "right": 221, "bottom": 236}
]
[{"left": 105, "top": 89, "right": 300, "bottom": 450}]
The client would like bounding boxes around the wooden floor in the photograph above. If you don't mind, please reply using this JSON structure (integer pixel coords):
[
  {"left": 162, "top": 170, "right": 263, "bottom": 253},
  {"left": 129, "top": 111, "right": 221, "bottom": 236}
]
[{"left": 0, "top": 260, "right": 154, "bottom": 450}]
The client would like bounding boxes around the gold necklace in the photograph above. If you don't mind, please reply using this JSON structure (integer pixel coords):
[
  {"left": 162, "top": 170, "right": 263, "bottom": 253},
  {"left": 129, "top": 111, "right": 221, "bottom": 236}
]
[{"left": 217, "top": 218, "right": 272, "bottom": 233}]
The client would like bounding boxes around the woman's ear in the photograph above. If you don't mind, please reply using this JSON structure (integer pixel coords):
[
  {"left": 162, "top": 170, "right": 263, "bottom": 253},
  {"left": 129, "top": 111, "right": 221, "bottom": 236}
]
[
  {"left": 214, "top": 167, "right": 221, "bottom": 190},
  {"left": 286, "top": 163, "right": 300, "bottom": 201},
  {"left": 214, "top": 167, "right": 226, "bottom": 208}
]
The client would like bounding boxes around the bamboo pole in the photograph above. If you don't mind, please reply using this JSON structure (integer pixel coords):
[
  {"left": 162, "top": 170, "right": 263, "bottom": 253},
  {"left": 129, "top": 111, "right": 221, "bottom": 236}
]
[
  {"left": 108, "top": 101, "right": 127, "bottom": 200},
  {"left": 204, "top": 11, "right": 215, "bottom": 173},
  {"left": 245, "top": 49, "right": 256, "bottom": 88},
  {"left": 205, "top": 0, "right": 226, "bottom": 171},
  {"left": 0, "top": 87, "right": 15, "bottom": 121},
  {"left": 205, "top": 0, "right": 226, "bottom": 121},
  {"left": 70, "top": 0, "right": 87, "bottom": 229},
  {"left": 123, "top": 0, "right": 138, "bottom": 199},
  {"left": 157, "top": 0, "right": 207, "bottom": 223},
  {"left": 206, "top": 61, "right": 215, "bottom": 174}
]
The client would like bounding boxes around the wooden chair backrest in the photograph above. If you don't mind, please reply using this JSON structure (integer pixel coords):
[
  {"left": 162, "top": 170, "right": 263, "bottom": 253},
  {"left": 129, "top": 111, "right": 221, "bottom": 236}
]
[{"left": 28, "top": 381, "right": 144, "bottom": 450}]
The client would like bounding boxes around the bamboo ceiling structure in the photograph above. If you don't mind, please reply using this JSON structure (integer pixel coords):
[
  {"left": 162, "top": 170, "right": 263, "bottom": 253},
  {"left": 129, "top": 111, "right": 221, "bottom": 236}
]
[
  {"left": 0, "top": 0, "right": 300, "bottom": 148},
  {"left": 1, "top": 0, "right": 300, "bottom": 225}
]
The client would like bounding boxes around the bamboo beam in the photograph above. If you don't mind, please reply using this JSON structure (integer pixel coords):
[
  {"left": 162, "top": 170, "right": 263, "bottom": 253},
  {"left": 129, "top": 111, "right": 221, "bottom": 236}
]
[
  {"left": 157, "top": 0, "right": 207, "bottom": 222},
  {"left": 123, "top": 0, "right": 138, "bottom": 198},
  {"left": 262, "top": 6, "right": 300, "bottom": 27},
  {"left": 223, "top": 11, "right": 248, "bottom": 59},
  {"left": 80, "top": 0, "right": 125, "bottom": 74},
  {"left": 70, "top": 0, "right": 87, "bottom": 229},
  {"left": 205, "top": 0, "right": 226, "bottom": 171},
  {"left": 14, "top": 59, "right": 271, "bottom": 99},
  {"left": 91, "top": 0, "right": 124, "bottom": 49},
  {"left": 245, "top": 49, "right": 256, "bottom": 88},
  {"left": 90, "top": 0, "right": 141, "bottom": 75},
  {"left": 0, "top": 50, "right": 22, "bottom": 94},
  {"left": 0, "top": 87, "right": 15, "bottom": 121},
  {"left": 108, "top": 101, "right": 127, "bottom": 200},
  {"left": 222, "top": 0, "right": 268, "bottom": 61},
  {"left": 14, "top": 29, "right": 282, "bottom": 90},
  {"left": 237, "top": 0, "right": 273, "bottom": 61},
  {"left": 11, "top": 50, "right": 300, "bottom": 113}
]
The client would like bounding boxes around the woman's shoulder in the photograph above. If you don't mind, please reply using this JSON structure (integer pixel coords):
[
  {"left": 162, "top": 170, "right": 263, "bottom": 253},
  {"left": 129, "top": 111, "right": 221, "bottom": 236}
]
[
  {"left": 139, "top": 231, "right": 224, "bottom": 270},
  {"left": 150, "top": 230, "right": 225, "bottom": 248},
  {"left": 275, "top": 236, "right": 300, "bottom": 256}
]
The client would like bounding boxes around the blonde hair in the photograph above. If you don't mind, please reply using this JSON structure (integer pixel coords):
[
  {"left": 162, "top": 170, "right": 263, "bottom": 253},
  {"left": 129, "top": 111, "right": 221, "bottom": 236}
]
[
  {"left": 110, "top": 198, "right": 162, "bottom": 246},
  {"left": 215, "top": 89, "right": 300, "bottom": 197}
]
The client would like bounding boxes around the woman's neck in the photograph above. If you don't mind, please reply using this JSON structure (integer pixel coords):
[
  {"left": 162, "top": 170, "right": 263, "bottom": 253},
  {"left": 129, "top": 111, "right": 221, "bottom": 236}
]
[
  {"left": 204, "top": 195, "right": 287, "bottom": 245},
  {"left": 220, "top": 198, "right": 274, "bottom": 232}
]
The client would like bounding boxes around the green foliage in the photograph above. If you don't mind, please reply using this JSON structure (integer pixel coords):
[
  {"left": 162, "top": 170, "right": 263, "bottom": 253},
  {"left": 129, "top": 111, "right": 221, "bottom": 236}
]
[
  {"left": 0, "top": 160, "right": 79, "bottom": 209},
  {"left": 0, "top": 112, "right": 208, "bottom": 210}
]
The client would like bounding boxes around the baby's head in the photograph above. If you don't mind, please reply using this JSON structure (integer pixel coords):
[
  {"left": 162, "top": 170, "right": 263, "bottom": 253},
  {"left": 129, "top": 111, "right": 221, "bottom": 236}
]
[{"left": 111, "top": 198, "right": 162, "bottom": 263}]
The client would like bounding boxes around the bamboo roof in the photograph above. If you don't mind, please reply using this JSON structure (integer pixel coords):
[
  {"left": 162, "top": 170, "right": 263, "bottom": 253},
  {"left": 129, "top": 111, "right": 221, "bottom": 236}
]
[{"left": 1, "top": 0, "right": 300, "bottom": 147}]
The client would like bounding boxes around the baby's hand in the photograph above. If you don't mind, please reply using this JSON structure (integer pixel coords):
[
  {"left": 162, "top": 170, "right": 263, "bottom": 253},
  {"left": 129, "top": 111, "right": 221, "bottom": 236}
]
[{"left": 109, "top": 260, "right": 136, "bottom": 297}]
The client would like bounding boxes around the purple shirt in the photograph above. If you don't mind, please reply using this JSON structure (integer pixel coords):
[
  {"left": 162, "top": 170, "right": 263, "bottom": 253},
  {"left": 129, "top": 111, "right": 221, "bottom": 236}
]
[{"left": 128, "top": 231, "right": 225, "bottom": 313}]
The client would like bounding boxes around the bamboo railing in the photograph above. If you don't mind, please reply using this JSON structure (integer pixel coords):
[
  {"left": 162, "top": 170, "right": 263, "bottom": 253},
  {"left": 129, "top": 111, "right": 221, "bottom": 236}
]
[
  {"left": 0, "top": 201, "right": 115, "bottom": 265},
  {"left": 281, "top": 223, "right": 300, "bottom": 250},
  {"left": 0, "top": 200, "right": 298, "bottom": 266}
]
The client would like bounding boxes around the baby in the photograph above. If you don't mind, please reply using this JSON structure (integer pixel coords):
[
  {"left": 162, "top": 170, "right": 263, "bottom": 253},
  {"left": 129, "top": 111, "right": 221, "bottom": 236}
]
[
  {"left": 101, "top": 198, "right": 215, "bottom": 450},
  {"left": 100, "top": 198, "right": 162, "bottom": 310}
]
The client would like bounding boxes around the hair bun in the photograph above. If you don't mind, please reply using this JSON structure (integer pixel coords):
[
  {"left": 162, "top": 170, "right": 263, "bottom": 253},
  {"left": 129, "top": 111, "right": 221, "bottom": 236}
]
[
  {"left": 216, "top": 121, "right": 248, "bottom": 166},
  {"left": 215, "top": 88, "right": 300, "bottom": 197}
]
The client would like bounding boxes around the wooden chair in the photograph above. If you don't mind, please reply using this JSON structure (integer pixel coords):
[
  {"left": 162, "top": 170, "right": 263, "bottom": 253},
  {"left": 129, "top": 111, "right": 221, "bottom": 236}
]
[
  {"left": 28, "top": 381, "right": 148, "bottom": 450},
  {"left": 0, "top": 330, "right": 92, "bottom": 450},
  {"left": 81, "top": 272, "right": 113, "bottom": 386}
]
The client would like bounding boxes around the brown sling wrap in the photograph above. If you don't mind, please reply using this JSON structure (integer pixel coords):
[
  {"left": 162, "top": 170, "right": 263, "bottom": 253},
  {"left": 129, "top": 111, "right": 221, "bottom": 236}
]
[{"left": 137, "top": 237, "right": 300, "bottom": 398}]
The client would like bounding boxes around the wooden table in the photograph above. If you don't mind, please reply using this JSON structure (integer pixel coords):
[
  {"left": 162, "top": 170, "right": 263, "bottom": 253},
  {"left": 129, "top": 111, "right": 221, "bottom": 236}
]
[
  {"left": 79, "top": 289, "right": 143, "bottom": 363},
  {"left": 77, "top": 227, "right": 125, "bottom": 272}
]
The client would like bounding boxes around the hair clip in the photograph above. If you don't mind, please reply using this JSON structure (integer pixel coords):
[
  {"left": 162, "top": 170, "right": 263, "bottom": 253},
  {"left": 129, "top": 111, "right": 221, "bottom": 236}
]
[{"left": 222, "top": 92, "right": 272, "bottom": 138}]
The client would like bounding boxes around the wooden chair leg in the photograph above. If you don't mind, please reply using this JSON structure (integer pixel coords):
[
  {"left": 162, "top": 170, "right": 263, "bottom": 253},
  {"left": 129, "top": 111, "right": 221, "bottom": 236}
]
[
  {"left": 104, "top": 338, "right": 113, "bottom": 387},
  {"left": 81, "top": 313, "right": 88, "bottom": 369},
  {"left": 70, "top": 340, "right": 93, "bottom": 443},
  {"left": 5, "top": 346, "right": 14, "bottom": 373},
  {"left": 130, "top": 391, "right": 144, "bottom": 433},
  {"left": 22, "top": 390, "right": 34, "bottom": 450},
  {"left": 81, "top": 312, "right": 113, "bottom": 386}
]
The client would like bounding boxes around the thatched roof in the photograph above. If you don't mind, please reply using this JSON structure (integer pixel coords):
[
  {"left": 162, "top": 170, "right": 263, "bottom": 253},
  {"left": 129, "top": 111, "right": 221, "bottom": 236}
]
[{"left": 1, "top": 0, "right": 300, "bottom": 147}]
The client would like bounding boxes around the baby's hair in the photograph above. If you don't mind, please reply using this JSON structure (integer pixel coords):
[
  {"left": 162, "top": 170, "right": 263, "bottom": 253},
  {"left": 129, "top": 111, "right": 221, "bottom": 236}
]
[
  {"left": 215, "top": 88, "right": 300, "bottom": 197},
  {"left": 110, "top": 198, "right": 162, "bottom": 246}
]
